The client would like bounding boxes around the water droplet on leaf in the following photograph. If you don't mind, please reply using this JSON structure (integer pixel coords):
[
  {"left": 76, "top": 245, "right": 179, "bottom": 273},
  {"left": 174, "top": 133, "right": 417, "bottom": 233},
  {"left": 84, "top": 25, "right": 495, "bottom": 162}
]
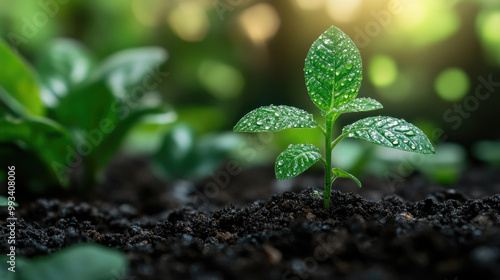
[{"left": 345, "top": 60, "right": 353, "bottom": 69}]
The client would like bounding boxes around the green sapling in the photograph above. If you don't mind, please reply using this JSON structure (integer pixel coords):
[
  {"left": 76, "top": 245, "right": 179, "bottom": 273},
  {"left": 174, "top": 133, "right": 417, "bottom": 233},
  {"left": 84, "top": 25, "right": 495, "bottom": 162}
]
[{"left": 234, "top": 26, "right": 435, "bottom": 208}]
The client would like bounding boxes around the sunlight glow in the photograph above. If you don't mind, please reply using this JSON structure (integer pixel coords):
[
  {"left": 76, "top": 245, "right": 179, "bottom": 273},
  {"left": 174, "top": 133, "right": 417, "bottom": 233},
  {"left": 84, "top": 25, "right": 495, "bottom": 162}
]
[
  {"left": 369, "top": 55, "right": 398, "bottom": 87},
  {"left": 198, "top": 60, "right": 245, "bottom": 100},
  {"left": 326, "top": 0, "right": 361, "bottom": 23},
  {"left": 239, "top": 4, "right": 281, "bottom": 47},
  {"left": 294, "top": 0, "right": 324, "bottom": 10},
  {"left": 435, "top": 68, "right": 470, "bottom": 102},
  {"left": 167, "top": 2, "right": 209, "bottom": 42}
]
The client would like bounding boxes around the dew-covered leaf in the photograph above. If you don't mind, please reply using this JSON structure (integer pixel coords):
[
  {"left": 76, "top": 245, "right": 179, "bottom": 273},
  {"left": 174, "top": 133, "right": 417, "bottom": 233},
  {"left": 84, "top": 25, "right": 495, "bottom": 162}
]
[
  {"left": 233, "top": 105, "right": 317, "bottom": 132},
  {"left": 304, "top": 26, "right": 362, "bottom": 112},
  {"left": 342, "top": 116, "right": 435, "bottom": 154},
  {"left": 332, "top": 168, "right": 361, "bottom": 187},
  {"left": 275, "top": 143, "right": 322, "bottom": 180},
  {"left": 336, "top": 98, "right": 382, "bottom": 114}
]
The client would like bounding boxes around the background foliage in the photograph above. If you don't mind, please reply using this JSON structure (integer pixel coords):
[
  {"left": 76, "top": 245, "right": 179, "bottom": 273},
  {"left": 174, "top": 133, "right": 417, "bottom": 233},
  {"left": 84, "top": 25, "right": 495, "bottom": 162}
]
[{"left": 1, "top": 0, "right": 500, "bottom": 187}]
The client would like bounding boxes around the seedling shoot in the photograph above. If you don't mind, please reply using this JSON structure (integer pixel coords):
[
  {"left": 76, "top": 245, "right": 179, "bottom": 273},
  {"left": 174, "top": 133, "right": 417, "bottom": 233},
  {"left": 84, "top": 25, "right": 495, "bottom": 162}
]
[{"left": 234, "top": 26, "right": 434, "bottom": 208}]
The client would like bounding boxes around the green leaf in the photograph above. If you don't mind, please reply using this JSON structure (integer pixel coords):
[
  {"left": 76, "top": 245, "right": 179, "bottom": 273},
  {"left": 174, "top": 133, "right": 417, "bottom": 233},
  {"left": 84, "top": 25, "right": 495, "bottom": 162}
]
[
  {"left": 0, "top": 85, "right": 29, "bottom": 118},
  {"left": 304, "top": 26, "right": 362, "bottom": 112},
  {"left": 0, "top": 117, "right": 73, "bottom": 186},
  {"left": 275, "top": 143, "right": 322, "bottom": 180},
  {"left": 0, "top": 195, "right": 13, "bottom": 207},
  {"left": 336, "top": 98, "right": 382, "bottom": 114},
  {"left": 155, "top": 124, "right": 196, "bottom": 179},
  {"left": 17, "top": 243, "right": 128, "bottom": 280},
  {"left": 233, "top": 105, "right": 317, "bottom": 132},
  {"left": 93, "top": 47, "right": 168, "bottom": 99},
  {"left": 53, "top": 81, "right": 118, "bottom": 133},
  {"left": 36, "top": 39, "right": 96, "bottom": 106},
  {"left": 0, "top": 38, "right": 44, "bottom": 116},
  {"left": 342, "top": 116, "right": 435, "bottom": 154},
  {"left": 0, "top": 255, "right": 16, "bottom": 279},
  {"left": 88, "top": 106, "right": 167, "bottom": 172},
  {"left": 332, "top": 168, "right": 361, "bottom": 187},
  {"left": 154, "top": 124, "right": 243, "bottom": 180}
]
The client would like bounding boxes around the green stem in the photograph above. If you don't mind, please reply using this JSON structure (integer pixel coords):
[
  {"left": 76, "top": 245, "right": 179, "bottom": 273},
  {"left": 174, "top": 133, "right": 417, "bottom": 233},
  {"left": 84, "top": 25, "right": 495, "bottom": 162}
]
[
  {"left": 331, "top": 134, "right": 346, "bottom": 150},
  {"left": 318, "top": 125, "right": 326, "bottom": 135},
  {"left": 324, "top": 117, "right": 333, "bottom": 209}
]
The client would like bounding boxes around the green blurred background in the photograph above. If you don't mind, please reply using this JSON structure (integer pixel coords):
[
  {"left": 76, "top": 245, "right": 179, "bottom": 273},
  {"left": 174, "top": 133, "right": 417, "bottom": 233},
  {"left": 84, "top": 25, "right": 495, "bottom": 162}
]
[{"left": 1, "top": 0, "right": 499, "bottom": 184}]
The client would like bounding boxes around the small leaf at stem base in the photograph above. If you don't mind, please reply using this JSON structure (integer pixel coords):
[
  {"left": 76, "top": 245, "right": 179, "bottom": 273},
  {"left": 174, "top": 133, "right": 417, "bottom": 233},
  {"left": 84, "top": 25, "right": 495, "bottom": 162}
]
[{"left": 332, "top": 168, "right": 362, "bottom": 187}]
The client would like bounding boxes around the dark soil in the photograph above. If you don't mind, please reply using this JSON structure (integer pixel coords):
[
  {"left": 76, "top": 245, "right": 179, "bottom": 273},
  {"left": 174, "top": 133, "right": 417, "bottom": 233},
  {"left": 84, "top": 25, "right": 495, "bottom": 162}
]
[{"left": 2, "top": 156, "right": 500, "bottom": 280}]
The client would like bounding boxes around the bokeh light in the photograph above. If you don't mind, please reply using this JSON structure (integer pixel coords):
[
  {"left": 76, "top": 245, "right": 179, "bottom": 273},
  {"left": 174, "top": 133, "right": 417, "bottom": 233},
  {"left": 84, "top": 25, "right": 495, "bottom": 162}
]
[
  {"left": 390, "top": 0, "right": 460, "bottom": 48},
  {"left": 326, "top": 0, "right": 361, "bottom": 23},
  {"left": 167, "top": 2, "right": 210, "bottom": 42},
  {"left": 294, "top": 0, "right": 324, "bottom": 11},
  {"left": 198, "top": 60, "right": 245, "bottom": 100},
  {"left": 368, "top": 55, "right": 398, "bottom": 87},
  {"left": 476, "top": 10, "right": 500, "bottom": 65},
  {"left": 434, "top": 68, "right": 470, "bottom": 102},
  {"left": 238, "top": 3, "right": 281, "bottom": 47}
]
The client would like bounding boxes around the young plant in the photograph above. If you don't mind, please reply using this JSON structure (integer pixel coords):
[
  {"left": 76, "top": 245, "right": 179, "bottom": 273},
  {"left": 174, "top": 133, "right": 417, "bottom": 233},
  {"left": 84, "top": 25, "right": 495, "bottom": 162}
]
[{"left": 234, "top": 26, "right": 435, "bottom": 208}]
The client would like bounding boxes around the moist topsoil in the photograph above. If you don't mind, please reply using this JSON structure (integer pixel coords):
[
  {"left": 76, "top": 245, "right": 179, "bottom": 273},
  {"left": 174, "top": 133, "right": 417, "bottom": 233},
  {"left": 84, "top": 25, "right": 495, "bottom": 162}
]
[{"left": 2, "top": 156, "right": 500, "bottom": 280}]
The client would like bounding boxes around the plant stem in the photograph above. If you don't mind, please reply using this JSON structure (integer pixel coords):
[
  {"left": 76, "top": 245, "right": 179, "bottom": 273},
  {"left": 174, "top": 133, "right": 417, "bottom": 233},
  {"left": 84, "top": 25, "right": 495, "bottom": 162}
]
[
  {"left": 331, "top": 134, "right": 346, "bottom": 150},
  {"left": 324, "top": 117, "right": 333, "bottom": 209}
]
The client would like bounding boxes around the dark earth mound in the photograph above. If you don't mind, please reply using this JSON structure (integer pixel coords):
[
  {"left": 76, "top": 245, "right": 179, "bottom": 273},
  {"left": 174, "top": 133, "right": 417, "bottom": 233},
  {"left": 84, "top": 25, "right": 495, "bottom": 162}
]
[{"left": 2, "top": 157, "right": 500, "bottom": 280}]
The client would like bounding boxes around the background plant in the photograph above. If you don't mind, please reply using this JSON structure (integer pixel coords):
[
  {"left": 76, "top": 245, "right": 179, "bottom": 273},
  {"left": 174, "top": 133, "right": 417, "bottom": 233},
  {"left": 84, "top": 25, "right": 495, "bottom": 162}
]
[
  {"left": 0, "top": 243, "right": 128, "bottom": 280},
  {"left": 153, "top": 123, "right": 243, "bottom": 180},
  {"left": 234, "top": 26, "right": 435, "bottom": 208},
  {"left": 0, "top": 38, "right": 170, "bottom": 191}
]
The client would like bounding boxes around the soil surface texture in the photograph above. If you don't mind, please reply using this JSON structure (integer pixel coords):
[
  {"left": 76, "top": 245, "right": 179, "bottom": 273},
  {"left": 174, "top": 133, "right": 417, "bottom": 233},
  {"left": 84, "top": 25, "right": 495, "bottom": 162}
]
[{"left": 2, "top": 156, "right": 500, "bottom": 280}]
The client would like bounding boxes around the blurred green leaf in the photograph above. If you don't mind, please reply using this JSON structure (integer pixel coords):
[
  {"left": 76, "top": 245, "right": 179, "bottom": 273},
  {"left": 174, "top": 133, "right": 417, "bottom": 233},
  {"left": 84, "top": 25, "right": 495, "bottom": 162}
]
[
  {"left": 192, "top": 132, "right": 243, "bottom": 178},
  {"left": 473, "top": 139, "right": 500, "bottom": 167},
  {"left": 0, "top": 38, "right": 44, "bottom": 116},
  {"left": 0, "top": 144, "right": 62, "bottom": 192},
  {"left": 15, "top": 243, "right": 128, "bottom": 280},
  {"left": 176, "top": 106, "right": 226, "bottom": 133},
  {"left": 418, "top": 143, "right": 466, "bottom": 185},
  {"left": 0, "top": 256, "right": 16, "bottom": 279},
  {"left": 36, "top": 39, "right": 96, "bottom": 106},
  {"left": 0, "top": 117, "right": 73, "bottom": 186},
  {"left": 93, "top": 47, "right": 168, "bottom": 99},
  {"left": 154, "top": 124, "right": 243, "bottom": 180},
  {"left": 0, "top": 195, "right": 12, "bottom": 207},
  {"left": 89, "top": 106, "right": 167, "bottom": 172},
  {"left": 275, "top": 144, "right": 321, "bottom": 180},
  {"left": 53, "top": 81, "right": 118, "bottom": 133},
  {"left": 0, "top": 85, "right": 29, "bottom": 118}
]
